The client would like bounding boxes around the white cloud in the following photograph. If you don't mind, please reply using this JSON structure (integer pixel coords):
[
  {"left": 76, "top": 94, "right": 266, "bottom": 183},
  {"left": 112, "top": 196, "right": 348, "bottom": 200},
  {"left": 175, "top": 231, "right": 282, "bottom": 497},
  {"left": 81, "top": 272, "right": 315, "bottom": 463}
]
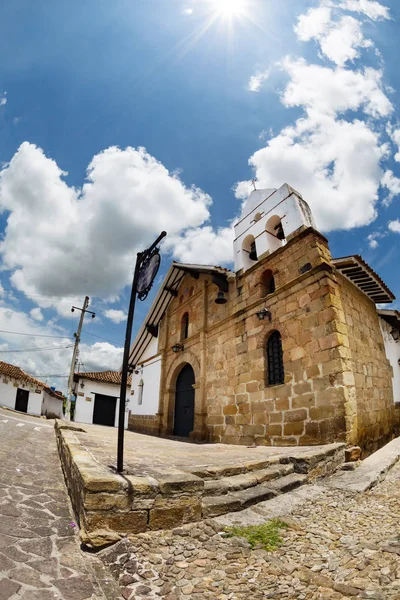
[
  {"left": 339, "top": 0, "right": 390, "bottom": 21},
  {"left": 387, "top": 125, "right": 400, "bottom": 162},
  {"left": 0, "top": 92, "right": 6, "bottom": 107},
  {"left": 183, "top": 7, "right": 193, "bottom": 15},
  {"left": 295, "top": 7, "right": 373, "bottom": 67},
  {"left": 282, "top": 59, "right": 392, "bottom": 119},
  {"left": 166, "top": 225, "right": 234, "bottom": 265},
  {"left": 80, "top": 341, "right": 123, "bottom": 372},
  {"left": 239, "top": 116, "right": 385, "bottom": 231},
  {"left": 367, "top": 231, "right": 385, "bottom": 248},
  {"left": 248, "top": 69, "right": 270, "bottom": 92},
  {"left": 388, "top": 219, "right": 400, "bottom": 233},
  {"left": 295, "top": 6, "right": 332, "bottom": 42},
  {"left": 30, "top": 307, "right": 44, "bottom": 321},
  {"left": 381, "top": 170, "right": 400, "bottom": 202},
  {"left": 321, "top": 16, "right": 372, "bottom": 66},
  {"left": 103, "top": 309, "right": 127, "bottom": 324},
  {"left": 0, "top": 143, "right": 214, "bottom": 311}
]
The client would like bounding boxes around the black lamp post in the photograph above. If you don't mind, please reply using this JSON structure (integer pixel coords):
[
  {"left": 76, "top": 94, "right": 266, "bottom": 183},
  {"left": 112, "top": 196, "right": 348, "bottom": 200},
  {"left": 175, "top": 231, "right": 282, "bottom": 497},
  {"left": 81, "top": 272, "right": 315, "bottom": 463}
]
[
  {"left": 117, "top": 231, "right": 167, "bottom": 473},
  {"left": 172, "top": 343, "right": 184, "bottom": 353},
  {"left": 256, "top": 308, "right": 271, "bottom": 321}
]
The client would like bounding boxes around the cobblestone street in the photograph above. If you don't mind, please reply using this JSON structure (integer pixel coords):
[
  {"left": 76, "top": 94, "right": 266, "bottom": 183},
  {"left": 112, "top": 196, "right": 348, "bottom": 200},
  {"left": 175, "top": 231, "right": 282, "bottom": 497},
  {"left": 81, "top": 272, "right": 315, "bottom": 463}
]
[
  {"left": 100, "top": 462, "right": 400, "bottom": 600},
  {"left": 0, "top": 408, "right": 120, "bottom": 599}
]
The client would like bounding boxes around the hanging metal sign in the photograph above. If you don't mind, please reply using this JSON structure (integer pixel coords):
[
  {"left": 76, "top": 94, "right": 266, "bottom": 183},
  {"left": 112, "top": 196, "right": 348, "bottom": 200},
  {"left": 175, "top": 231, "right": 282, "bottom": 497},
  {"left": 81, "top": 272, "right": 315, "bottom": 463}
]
[{"left": 136, "top": 249, "right": 161, "bottom": 301}]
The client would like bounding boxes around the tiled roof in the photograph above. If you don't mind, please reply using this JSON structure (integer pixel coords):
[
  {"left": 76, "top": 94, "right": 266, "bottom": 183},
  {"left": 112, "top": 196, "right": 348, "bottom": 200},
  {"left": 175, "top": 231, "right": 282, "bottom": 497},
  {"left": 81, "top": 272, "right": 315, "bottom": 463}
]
[
  {"left": 128, "top": 262, "right": 234, "bottom": 367},
  {"left": 0, "top": 361, "right": 45, "bottom": 388},
  {"left": 44, "top": 387, "right": 65, "bottom": 400},
  {"left": 74, "top": 370, "right": 132, "bottom": 386},
  {"left": 333, "top": 255, "right": 395, "bottom": 304}
]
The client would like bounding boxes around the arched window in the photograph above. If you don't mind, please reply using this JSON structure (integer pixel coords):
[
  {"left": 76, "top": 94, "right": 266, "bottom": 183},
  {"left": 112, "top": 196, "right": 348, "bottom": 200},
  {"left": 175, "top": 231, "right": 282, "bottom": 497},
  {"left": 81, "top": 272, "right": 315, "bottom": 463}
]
[
  {"left": 181, "top": 312, "right": 189, "bottom": 340},
  {"left": 261, "top": 269, "right": 276, "bottom": 296},
  {"left": 137, "top": 379, "right": 144, "bottom": 405},
  {"left": 266, "top": 216, "right": 286, "bottom": 254},
  {"left": 242, "top": 235, "right": 258, "bottom": 271},
  {"left": 267, "top": 331, "right": 284, "bottom": 386}
]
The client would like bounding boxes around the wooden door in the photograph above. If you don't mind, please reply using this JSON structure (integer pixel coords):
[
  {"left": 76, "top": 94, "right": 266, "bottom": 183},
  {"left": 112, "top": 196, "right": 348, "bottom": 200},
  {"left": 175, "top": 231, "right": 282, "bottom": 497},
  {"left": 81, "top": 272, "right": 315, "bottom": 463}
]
[{"left": 174, "top": 364, "right": 195, "bottom": 437}]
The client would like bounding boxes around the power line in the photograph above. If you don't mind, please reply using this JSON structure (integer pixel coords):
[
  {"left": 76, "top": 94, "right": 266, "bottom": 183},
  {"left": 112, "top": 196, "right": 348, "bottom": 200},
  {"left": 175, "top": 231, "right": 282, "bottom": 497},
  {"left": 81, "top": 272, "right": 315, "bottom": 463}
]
[
  {"left": 0, "top": 329, "right": 73, "bottom": 339},
  {"left": 0, "top": 344, "right": 74, "bottom": 353},
  {"left": 32, "top": 374, "right": 69, "bottom": 378},
  {"left": 82, "top": 331, "right": 121, "bottom": 345}
]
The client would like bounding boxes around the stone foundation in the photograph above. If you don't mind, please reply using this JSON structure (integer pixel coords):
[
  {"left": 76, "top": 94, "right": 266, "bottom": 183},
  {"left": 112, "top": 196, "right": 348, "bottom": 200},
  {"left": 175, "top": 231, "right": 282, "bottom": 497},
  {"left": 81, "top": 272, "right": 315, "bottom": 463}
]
[{"left": 128, "top": 413, "right": 160, "bottom": 436}]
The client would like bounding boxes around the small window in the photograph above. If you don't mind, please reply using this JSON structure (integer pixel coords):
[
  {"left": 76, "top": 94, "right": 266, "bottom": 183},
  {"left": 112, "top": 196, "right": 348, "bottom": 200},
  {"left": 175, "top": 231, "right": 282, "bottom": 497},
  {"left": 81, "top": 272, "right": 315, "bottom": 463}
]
[
  {"left": 267, "top": 331, "right": 284, "bottom": 386},
  {"left": 137, "top": 379, "right": 144, "bottom": 405},
  {"left": 261, "top": 269, "right": 276, "bottom": 296},
  {"left": 181, "top": 312, "right": 189, "bottom": 340}
]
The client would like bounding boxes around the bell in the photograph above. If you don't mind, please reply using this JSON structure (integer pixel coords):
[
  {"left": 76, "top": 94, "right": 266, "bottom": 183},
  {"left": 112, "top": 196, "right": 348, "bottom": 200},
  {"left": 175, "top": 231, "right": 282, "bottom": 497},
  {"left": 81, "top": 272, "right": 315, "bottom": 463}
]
[
  {"left": 215, "top": 291, "right": 227, "bottom": 304},
  {"left": 275, "top": 223, "right": 285, "bottom": 240},
  {"left": 249, "top": 241, "right": 258, "bottom": 261}
]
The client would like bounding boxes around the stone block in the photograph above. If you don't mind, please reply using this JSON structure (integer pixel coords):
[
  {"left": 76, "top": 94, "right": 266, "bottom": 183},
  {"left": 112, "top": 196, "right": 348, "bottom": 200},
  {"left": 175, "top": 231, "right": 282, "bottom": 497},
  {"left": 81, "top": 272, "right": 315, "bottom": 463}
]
[
  {"left": 125, "top": 476, "right": 159, "bottom": 497},
  {"left": 79, "top": 466, "right": 121, "bottom": 493},
  {"left": 284, "top": 409, "right": 307, "bottom": 423},
  {"left": 85, "top": 510, "right": 148, "bottom": 535},
  {"left": 293, "top": 382, "right": 312, "bottom": 395},
  {"left": 284, "top": 421, "right": 304, "bottom": 436},
  {"left": 253, "top": 413, "right": 268, "bottom": 425},
  {"left": 156, "top": 472, "right": 204, "bottom": 495},
  {"left": 316, "top": 387, "right": 346, "bottom": 407},
  {"left": 84, "top": 493, "right": 130, "bottom": 511},
  {"left": 242, "top": 424, "right": 265, "bottom": 436},
  {"left": 275, "top": 397, "right": 289, "bottom": 411},
  {"left": 223, "top": 404, "right": 237, "bottom": 415},
  {"left": 266, "top": 424, "right": 282, "bottom": 436},
  {"left": 309, "top": 405, "right": 335, "bottom": 420},
  {"left": 238, "top": 402, "right": 251, "bottom": 414},
  {"left": 149, "top": 497, "right": 201, "bottom": 530},
  {"left": 246, "top": 381, "right": 259, "bottom": 393},
  {"left": 269, "top": 412, "right": 282, "bottom": 424},
  {"left": 292, "top": 394, "right": 315, "bottom": 410},
  {"left": 345, "top": 446, "right": 361, "bottom": 462}
]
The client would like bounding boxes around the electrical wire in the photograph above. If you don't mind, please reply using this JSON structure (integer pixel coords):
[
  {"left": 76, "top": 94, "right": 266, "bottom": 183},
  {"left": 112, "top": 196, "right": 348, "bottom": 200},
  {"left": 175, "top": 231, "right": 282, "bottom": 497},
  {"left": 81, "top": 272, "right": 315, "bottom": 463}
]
[
  {"left": 0, "top": 344, "right": 74, "bottom": 353},
  {"left": 82, "top": 331, "right": 121, "bottom": 345},
  {"left": 0, "top": 329, "right": 73, "bottom": 339}
]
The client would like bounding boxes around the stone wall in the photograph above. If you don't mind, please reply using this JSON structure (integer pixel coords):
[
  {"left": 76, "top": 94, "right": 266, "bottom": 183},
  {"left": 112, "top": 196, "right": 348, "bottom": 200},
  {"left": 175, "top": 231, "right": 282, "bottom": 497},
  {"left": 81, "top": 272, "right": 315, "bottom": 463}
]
[
  {"left": 334, "top": 274, "right": 397, "bottom": 454},
  {"left": 152, "top": 227, "right": 398, "bottom": 450},
  {"left": 158, "top": 228, "right": 357, "bottom": 446},
  {"left": 128, "top": 413, "right": 160, "bottom": 436}
]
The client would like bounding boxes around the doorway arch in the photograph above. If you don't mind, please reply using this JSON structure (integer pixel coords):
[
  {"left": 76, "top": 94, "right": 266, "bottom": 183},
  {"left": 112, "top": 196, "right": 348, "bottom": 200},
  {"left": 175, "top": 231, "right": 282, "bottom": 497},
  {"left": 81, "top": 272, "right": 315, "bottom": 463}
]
[{"left": 174, "top": 364, "right": 195, "bottom": 437}]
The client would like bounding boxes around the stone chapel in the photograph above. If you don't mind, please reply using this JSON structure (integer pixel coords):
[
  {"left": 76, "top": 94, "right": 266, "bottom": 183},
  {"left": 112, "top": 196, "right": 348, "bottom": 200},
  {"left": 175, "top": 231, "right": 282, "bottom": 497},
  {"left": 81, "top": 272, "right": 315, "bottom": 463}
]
[{"left": 128, "top": 184, "right": 400, "bottom": 454}]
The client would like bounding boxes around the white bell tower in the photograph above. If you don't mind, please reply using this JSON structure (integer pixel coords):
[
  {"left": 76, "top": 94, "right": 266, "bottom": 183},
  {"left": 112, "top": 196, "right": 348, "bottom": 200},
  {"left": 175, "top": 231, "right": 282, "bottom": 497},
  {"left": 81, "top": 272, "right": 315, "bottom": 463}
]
[{"left": 233, "top": 183, "right": 316, "bottom": 273}]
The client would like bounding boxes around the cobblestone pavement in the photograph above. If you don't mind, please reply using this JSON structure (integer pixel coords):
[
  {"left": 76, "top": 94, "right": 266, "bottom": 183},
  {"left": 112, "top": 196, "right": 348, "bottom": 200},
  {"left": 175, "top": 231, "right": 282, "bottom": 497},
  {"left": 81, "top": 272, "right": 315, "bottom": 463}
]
[
  {"left": 71, "top": 421, "right": 335, "bottom": 477},
  {"left": 100, "top": 461, "right": 400, "bottom": 600},
  {"left": 0, "top": 408, "right": 121, "bottom": 600}
]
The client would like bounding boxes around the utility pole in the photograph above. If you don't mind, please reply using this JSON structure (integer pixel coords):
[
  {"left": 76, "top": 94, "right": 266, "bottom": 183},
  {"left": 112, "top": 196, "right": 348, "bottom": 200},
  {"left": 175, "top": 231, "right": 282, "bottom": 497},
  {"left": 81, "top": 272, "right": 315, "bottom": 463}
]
[{"left": 65, "top": 296, "right": 95, "bottom": 420}]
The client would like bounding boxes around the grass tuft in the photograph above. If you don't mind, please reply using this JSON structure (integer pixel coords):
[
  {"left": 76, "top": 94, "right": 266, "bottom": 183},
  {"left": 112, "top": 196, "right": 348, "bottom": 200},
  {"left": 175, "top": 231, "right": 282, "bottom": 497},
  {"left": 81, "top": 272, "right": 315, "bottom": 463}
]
[{"left": 224, "top": 518, "right": 288, "bottom": 551}]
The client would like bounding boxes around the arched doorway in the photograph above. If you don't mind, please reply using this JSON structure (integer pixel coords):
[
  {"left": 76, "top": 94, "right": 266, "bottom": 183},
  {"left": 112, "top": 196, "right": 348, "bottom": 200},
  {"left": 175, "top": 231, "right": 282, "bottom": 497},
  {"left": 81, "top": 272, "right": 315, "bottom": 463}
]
[{"left": 174, "top": 364, "right": 195, "bottom": 437}]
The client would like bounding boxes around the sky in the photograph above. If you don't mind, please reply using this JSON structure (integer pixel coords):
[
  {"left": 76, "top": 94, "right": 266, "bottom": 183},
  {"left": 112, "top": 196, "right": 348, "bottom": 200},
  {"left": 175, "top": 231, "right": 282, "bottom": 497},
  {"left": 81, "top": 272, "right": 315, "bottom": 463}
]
[{"left": 0, "top": 0, "right": 399, "bottom": 390}]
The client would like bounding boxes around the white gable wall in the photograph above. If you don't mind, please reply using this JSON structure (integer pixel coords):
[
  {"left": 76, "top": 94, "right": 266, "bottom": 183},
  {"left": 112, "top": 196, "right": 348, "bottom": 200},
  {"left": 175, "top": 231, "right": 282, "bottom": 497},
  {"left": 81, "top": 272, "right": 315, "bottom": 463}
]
[
  {"left": 0, "top": 376, "right": 44, "bottom": 415},
  {"left": 380, "top": 317, "right": 400, "bottom": 403},
  {"left": 41, "top": 390, "right": 64, "bottom": 419},
  {"left": 74, "top": 378, "right": 129, "bottom": 428},
  {"left": 130, "top": 337, "right": 161, "bottom": 416},
  {"left": 233, "top": 184, "right": 316, "bottom": 273}
]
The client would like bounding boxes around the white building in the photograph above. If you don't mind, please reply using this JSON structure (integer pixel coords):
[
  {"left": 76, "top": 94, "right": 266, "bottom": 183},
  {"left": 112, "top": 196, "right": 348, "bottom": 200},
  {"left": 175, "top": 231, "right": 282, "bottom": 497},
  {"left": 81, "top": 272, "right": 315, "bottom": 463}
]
[
  {"left": 378, "top": 310, "right": 400, "bottom": 404},
  {"left": 0, "top": 360, "right": 63, "bottom": 418},
  {"left": 73, "top": 370, "right": 131, "bottom": 428}
]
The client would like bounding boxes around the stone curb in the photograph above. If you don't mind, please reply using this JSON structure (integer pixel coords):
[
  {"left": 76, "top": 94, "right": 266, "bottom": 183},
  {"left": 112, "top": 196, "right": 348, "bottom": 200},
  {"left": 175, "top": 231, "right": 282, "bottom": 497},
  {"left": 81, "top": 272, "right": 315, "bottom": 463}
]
[
  {"left": 54, "top": 420, "right": 204, "bottom": 548},
  {"left": 325, "top": 436, "right": 400, "bottom": 492}
]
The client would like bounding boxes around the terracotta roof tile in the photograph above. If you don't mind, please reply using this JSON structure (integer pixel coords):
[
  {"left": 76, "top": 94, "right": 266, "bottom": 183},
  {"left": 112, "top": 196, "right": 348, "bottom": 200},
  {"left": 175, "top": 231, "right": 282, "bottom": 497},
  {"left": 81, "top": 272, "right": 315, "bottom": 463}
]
[
  {"left": 0, "top": 361, "right": 45, "bottom": 388},
  {"left": 74, "top": 370, "right": 132, "bottom": 386}
]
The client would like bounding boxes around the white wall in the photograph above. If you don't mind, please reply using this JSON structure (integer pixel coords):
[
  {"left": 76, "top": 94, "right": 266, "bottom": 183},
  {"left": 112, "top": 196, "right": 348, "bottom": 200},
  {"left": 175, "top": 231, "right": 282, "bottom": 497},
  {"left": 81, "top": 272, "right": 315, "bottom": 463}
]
[
  {"left": 130, "top": 337, "right": 161, "bottom": 416},
  {"left": 233, "top": 184, "right": 316, "bottom": 273},
  {"left": 380, "top": 317, "right": 400, "bottom": 403},
  {"left": 0, "top": 376, "right": 43, "bottom": 415},
  {"left": 74, "top": 378, "right": 130, "bottom": 428},
  {"left": 41, "top": 390, "right": 64, "bottom": 419}
]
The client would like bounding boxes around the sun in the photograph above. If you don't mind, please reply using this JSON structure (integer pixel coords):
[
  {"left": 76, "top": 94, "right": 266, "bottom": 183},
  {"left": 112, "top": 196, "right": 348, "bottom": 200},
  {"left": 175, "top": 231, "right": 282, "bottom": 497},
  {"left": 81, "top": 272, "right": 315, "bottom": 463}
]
[{"left": 210, "top": 0, "right": 248, "bottom": 19}]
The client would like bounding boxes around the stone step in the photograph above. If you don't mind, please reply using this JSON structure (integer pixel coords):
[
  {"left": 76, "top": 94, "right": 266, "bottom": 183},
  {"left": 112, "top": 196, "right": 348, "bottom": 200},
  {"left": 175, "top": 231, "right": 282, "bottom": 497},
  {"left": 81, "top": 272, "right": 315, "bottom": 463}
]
[
  {"left": 201, "top": 473, "right": 307, "bottom": 518},
  {"left": 203, "top": 463, "right": 294, "bottom": 496}
]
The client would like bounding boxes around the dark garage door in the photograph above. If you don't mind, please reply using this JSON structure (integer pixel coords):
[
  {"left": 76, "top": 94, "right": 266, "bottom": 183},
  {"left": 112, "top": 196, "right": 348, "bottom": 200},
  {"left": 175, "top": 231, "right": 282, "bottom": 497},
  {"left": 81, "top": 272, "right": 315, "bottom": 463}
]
[
  {"left": 93, "top": 394, "right": 117, "bottom": 427},
  {"left": 15, "top": 388, "right": 29, "bottom": 413}
]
